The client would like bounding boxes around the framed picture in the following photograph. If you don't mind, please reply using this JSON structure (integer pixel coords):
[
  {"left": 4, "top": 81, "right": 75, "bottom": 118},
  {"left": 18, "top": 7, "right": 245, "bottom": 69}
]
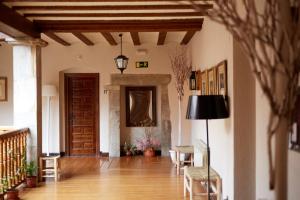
[
  {"left": 290, "top": 89, "right": 300, "bottom": 152},
  {"left": 196, "top": 70, "right": 201, "bottom": 91},
  {"left": 207, "top": 67, "right": 217, "bottom": 95},
  {"left": 216, "top": 60, "right": 228, "bottom": 95},
  {"left": 0, "top": 77, "right": 7, "bottom": 101},
  {"left": 200, "top": 70, "right": 208, "bottom": 95},
  {"left": 125, "top": 86, "right": 157, "bottom": 127},
  {"left": 136, "top": 61, "right": 148, "bottom": 68}
]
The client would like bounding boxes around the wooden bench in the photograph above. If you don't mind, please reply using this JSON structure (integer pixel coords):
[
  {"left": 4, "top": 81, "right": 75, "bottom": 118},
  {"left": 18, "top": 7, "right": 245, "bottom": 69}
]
[
  {"left": 184, "top": 166, "right": 222, "bottom": 200},
  {"left": 183, "top": 140, "right": 222, "bottom": 200}
]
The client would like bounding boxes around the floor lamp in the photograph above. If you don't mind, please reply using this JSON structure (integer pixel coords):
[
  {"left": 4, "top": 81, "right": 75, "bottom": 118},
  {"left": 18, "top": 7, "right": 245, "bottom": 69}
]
[
  {"left": 42, "top": 85, "right": 57, "bottom": 157},
  {"left": 186, "top": 95, "right": 229, "bottom": 200}
]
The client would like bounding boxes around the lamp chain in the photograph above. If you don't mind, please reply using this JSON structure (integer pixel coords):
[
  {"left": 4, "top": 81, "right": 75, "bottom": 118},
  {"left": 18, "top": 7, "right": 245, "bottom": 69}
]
[{"left": 119, "top": 34, "right": 123, "bottom": 55}]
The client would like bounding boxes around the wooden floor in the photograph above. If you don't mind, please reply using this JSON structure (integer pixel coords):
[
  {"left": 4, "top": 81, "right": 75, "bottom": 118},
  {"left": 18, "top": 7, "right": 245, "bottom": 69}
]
[{"left": 19, "top": 156, "right": 205, "bottom": 200}]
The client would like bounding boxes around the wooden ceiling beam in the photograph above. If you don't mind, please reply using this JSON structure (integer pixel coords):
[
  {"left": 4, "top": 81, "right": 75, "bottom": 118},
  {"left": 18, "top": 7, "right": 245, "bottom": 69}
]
[
  {"left": 34, "top": 19, "right": 204, "bottom": 32},
  {"left": 44, "top": 32, "right": 71, "bottom": 46},
  {"left": 3, "top": 0, "right": 208, "bottom": 2},
  {"left": 180, "top": 30, "right": 197, "bottom": 45},
  {"left": 101, "top": 32, "right": 117, "bottom": 46},
  {"left": 13, "top": 4, "right": 213, "bottom": 11},
  {"left": 130, "top": 32, "right": 140, "bottom": 46},
  {"left": 23, "top": 12, "right": 205, "bottom": 18},
  {"left": 72, "top": 32, "right": 94, "bottom": 46},
  {"left": 157, "top": 32, "right": 167, "bottom": 45},
  {"left": 0, "top": 3, "right": 40, "bottom": 38}
]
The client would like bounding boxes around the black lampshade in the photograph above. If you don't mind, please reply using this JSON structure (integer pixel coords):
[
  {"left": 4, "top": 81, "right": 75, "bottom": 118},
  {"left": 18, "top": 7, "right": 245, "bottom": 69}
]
[{"left": 186, "top": 95, "right": 229, "bottom": 120}]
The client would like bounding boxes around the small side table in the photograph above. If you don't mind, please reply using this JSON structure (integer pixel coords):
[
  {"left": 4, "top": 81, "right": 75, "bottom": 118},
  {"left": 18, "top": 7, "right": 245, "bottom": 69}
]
[
  {"left": 174, "top": 146, "right": 194, "bottom": 175},
  {"left": 39, "top": 155, "right": 60, "bottom": 182}
]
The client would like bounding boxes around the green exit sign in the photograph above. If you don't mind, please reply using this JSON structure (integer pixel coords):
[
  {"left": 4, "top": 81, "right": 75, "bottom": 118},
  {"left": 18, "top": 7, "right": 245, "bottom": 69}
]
[{"left": 136, "top": 61, "right": 148, "bottom": 68}]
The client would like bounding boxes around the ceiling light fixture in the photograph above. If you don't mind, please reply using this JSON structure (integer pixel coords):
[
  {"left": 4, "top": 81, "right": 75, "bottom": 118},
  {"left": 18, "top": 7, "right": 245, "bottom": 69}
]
[{"left": 114, "top": 33, "right": 129, "bottom": 74}]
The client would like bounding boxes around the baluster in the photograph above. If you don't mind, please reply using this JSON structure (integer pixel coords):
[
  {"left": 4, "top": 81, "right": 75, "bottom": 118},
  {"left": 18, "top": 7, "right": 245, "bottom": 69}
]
[
  {"left": 6, "top": 139, "right": 10, "bottom": 189},
  {"left": 16, "top": 135, "right": 20, "bottom": 183},
  {"left": 0, "top": 141, "right": 2, "bottom": 181},
  {"left": 13, "top": 136, "right": 17, "bottom": 185},
  {"left": 0, "top": 140, "right": 3, "bottom": 195},
  {"left": 2, "top": 139, "right": 6, "bottom": 190},
  {"left": 10, "top": 138, "right": 14, "bottom": 187},
  {"left": 20, "top": 134, "right": 24, "bottom": 181},
  {"left": 22, "top": 132, "right": 26, "bottom": 181}
]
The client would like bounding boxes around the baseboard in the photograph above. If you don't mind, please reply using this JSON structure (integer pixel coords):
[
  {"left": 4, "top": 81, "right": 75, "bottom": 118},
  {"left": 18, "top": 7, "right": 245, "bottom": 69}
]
[
  {"left": 43, "top": 152, "right": 107, "bottom": 157},
  {"left": 100, "top": 151, "right": 109, "bottom": 157},
  {"left": 41, "top": 152, "right": 61, "bottom": 157}
]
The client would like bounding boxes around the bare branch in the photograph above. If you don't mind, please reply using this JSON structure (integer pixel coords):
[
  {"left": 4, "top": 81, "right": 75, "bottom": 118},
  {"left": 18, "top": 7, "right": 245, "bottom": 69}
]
[{"left": 169, "top": 46, "right": 192, "bottom": 100}]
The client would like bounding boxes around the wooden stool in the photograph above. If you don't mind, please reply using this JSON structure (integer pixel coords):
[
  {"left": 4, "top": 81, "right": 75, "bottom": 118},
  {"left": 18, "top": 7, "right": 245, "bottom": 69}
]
[
  {"left": 39, "top": 155, "right": 60, "bottom": 182},
  {"left": 184, "top": 166, "right": 222, "bottom": 200}
]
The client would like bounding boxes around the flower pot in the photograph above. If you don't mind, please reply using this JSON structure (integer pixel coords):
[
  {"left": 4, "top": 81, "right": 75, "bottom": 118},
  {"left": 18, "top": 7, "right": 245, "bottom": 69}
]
[
  {"left": 144, "top": 148, "right": 155, "bottom": 157},
  {"left": 6, "top": 189, "right": 19, "bottom": 200},
  {"left": 125, "top": 151, "right": 132, "bottom": 156},
  {"left": 26, "top": 176, "right": 37, "bottom": 188}
]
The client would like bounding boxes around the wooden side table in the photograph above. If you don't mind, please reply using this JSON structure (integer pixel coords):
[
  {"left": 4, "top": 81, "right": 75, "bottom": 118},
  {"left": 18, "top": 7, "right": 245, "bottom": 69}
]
[
  {"left": 174, "top": 146, "right": 194, "bottom": 175},
  {"left": 39, "top": 155, "right": 60, "bottom": 182}
]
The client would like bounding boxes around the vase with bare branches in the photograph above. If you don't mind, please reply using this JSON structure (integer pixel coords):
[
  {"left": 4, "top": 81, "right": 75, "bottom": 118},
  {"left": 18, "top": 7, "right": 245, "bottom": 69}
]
[
  {"left": 190, "top": 0, "right": 300, "bottom": 199},
  {"left": 169, "top": 46, "right": 192, "bottom": 146}
]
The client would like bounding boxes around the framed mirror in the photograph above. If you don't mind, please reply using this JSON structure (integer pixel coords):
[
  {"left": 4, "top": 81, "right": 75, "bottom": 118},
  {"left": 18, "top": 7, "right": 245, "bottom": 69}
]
[{"left": 125, "top": 86, "right": 157, "bottom": 127}]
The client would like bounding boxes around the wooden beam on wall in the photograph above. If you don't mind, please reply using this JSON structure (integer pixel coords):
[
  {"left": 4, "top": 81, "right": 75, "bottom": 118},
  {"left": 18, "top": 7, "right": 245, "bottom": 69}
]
[
  {"left": 23, "top": 12, "right": 205, "bottom": 18},
  {"left": 130, "top": 32, "right": 140, "bottom": 46},
  {"left": 101, "top": 32, "right": 117, "bottom": 45},
  {"left": 157, "top": 32, "right": 167, "bottom": 45},
  {"left": 72, "top": 32, "right": 94, "bottom": 46},
  {"left": 180, "top": 30, "right": 197, "bottom": 45},
  {"left": 0, "top": 3, "right": 40, "bottom": 38},
  {"left": 13, "top": 4, "right": 213, "bottom": 11},
  {"left": 44, "top": 32, "right": 71, "bottom": 46},
  {"left": 35, "top": 19, "right": 204, "bottom": 32}
]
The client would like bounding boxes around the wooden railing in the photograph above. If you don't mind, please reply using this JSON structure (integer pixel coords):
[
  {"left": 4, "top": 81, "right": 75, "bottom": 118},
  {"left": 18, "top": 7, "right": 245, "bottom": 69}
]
[{"left": 0, "top": 128, "right": 29, "bottom": 193}]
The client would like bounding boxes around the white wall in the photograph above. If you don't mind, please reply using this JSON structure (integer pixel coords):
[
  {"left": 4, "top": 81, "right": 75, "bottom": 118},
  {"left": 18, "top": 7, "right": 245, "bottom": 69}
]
[
  {"left": 0, "top": 44, "right": 13, "bottom": 125},
  {"left": 189, "top": 18, "right": 234, "bottom": 199},
  {"left": 41, "top": 41, "right": 189, "bottom": 153}
]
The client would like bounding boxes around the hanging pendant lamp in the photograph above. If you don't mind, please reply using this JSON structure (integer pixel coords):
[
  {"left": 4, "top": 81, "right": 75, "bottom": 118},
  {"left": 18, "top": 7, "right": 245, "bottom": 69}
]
[{"left": 114, "top": 34, "right": 129, "bottom": 74}]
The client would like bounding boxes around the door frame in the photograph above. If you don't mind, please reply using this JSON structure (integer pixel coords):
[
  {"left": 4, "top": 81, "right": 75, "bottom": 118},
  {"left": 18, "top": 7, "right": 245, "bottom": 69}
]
[{"left": 64, "top": 73, "right": 100, "bottom": 156}]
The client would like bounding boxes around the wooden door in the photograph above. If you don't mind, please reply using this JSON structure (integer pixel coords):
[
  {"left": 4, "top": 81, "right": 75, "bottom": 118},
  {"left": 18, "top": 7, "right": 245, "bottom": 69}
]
[{"left": 65, "top": 73, "right": 99, "bottom": 156}]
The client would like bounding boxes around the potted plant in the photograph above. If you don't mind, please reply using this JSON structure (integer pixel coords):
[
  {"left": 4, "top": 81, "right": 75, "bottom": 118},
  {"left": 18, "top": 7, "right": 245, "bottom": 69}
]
[
  {"left": 2, "top": 177, "right": 19, "bottom": 200},
  {"left": 136, "top": 128, "right": 161, "bottom": 157},
  {"left": 25, "top": 161, "right": 37, "bottom": 188},
  {"left": 123, "top": 142, "right": 137, "bottom": 156}
]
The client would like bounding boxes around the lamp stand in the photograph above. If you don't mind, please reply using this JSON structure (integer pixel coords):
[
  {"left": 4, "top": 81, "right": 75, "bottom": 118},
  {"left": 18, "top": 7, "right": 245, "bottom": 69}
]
[
  {"left": 206, "top": 119, "right": 211, "bottom": 200},
  {"left": 46, "top": 96, "right": 52, "bottom": 157}
]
